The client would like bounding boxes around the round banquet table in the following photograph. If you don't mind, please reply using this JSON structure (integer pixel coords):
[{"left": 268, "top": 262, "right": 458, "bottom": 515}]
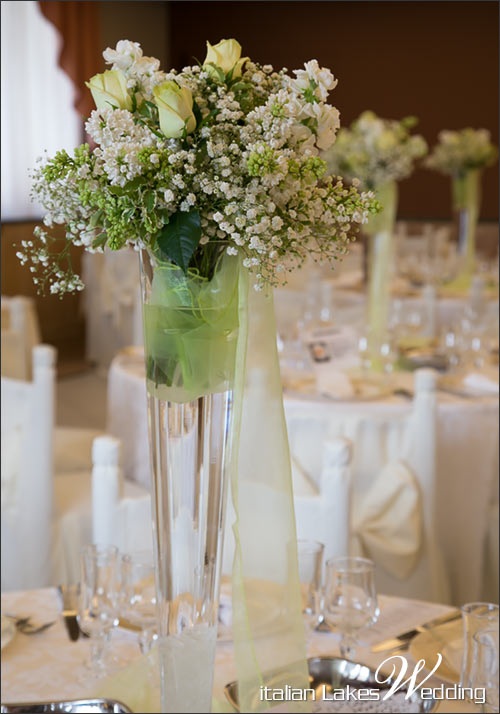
[
  {"left": 107, "top": 348, "right": 499, "bottom": 607},
  {"left": 1, "top": 587, "right": 476, "bottom": 712}
]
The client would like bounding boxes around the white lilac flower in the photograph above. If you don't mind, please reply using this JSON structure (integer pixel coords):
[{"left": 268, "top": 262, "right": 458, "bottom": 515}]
[{"left": 26, "top": 38, "right": 381, "bottom": 293}]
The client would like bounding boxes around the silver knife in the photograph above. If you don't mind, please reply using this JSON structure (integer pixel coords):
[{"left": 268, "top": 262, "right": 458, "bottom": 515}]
[
  {"left": 57, "top": 585, "right": 85, "bottom": 642},
  {"left": 371, "top": 609, "right": 461, "bottom": 653}
]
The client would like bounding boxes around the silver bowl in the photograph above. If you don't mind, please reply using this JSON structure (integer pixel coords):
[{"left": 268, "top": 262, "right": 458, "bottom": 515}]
[{"left": 224, "top": 656, "right": 437, "bottom": 712}]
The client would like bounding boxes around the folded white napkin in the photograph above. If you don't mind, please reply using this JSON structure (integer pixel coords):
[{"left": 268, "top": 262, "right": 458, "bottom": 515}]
[
  {"left": 316, "top": 368, "right": 355, "bottom": 399},
  {"left": 463, "top": 371, "right": 499, "bottom": 395}
]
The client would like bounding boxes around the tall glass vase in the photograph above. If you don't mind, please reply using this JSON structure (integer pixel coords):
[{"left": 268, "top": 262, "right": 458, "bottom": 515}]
[
  {"left": 453, "top": 168, "right": 482, "bottom": 282},
  {"left": 364, "top": 181, "right": 398, "bottom": 371},
  {"left": 140, "top": 249, "right": 241, "bottom": 713}
]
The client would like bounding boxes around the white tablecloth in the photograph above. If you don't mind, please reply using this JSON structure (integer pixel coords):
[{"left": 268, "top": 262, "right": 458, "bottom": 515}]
[
  {"left": 107, "top": 349, "right": 498, "bottom": 607},
  {"left": 1, "top": 587, "right": 474, "bottom": 712}
]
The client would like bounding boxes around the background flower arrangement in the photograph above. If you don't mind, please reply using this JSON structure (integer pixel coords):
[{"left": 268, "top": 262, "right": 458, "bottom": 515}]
[
  {"left": 425, "top": 128, "right": 497, "bottom": 177},
  {"left": 323, "top": 110, "right": 428, "bottom": 190},
  {"left": 20, "top": 38, "right": 381, "bottom": 295}
]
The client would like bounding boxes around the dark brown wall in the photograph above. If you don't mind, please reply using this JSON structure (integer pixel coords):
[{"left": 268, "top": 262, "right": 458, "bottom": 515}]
[{"left": 169, "top": 0, "right": 499, "bottom": 221}]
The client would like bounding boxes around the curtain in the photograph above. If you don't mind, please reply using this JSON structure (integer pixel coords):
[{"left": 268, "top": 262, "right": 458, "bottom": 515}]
[
  {"left": 1, "top": 1, "right": 82, "bottom": 220},
  {"left": 38, "top": 1, "right": 101, "bottom": 120}
]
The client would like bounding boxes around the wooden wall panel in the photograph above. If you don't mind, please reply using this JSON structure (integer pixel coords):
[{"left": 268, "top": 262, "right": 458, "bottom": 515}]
[
  {"left": 1, "top": 221, "right": 86, "bottom": 370},
  {"left": 169, "top": 0, "right": 499, "bottom": 221}
]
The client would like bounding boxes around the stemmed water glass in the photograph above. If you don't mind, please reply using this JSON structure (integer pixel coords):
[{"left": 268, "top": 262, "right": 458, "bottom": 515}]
[
  {"left": 119, "top": 551, "right": 158, "bottom": 654},
  {"left": 472, "top": 628, "right": 500, "bottom": 713},
  {"left": 460, "top": 602, "right": 499, "bottom": 689},
  {"left": 77, "top": 544, "right": 119, "bottom": 678},
  {"left": 323, "top": 556, "right": 379, "bottom": 660},
  {"left": 297, "top": 540, "right": 325, "bottom": 639}
]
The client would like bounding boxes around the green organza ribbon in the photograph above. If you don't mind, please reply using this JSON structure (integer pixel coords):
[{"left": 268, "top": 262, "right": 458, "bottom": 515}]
[
  {"left": 364, "top": 181, "right": 398, "bottom": 371},
  {"left": 97, "top": 253, "right": 310, "bottom": 712},
  {"left": 143, "top": 253, "right": 241, "bottom": 403}
]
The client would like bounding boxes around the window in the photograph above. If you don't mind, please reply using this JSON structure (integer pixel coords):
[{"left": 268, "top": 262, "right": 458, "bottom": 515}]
[{"left": 1, "top": 1, "right": 82, "bottom": 221}]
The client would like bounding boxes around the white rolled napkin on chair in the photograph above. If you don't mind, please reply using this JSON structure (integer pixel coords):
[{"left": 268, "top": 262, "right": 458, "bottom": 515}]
[{"left": 351, "top": 461, "right": 422, "bottom": 579}]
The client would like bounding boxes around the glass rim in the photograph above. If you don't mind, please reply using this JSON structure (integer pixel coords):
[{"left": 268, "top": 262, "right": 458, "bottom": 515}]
[
  {"left": 80, "top": 543, "right": 119, "bottom": 557},
  {"left": 325, "top": 556, "right": 375, "bottom": 573},
  {"left": 297, "top": 539, "right": 325, "bottom": 554},
  {"left": 121, "top": 550, "right": 154, "bottom": 564},
  {"left": 461, "top": 602, "right": 500, "bottom": 615}
]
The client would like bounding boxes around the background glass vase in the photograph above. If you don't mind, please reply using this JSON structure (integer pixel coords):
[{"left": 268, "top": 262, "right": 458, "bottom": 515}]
[
  {"left": 453, "top": 168, "right": 482, "bottom": 281},
  {"left": 364, "top": 181, "right": 398, "bottom": 372},
  {"left": 139, "top": 250, "right": 242, "bottom": 713}
]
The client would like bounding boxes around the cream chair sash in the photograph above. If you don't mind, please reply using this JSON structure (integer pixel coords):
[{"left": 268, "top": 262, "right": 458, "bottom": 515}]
[{"left": 351, "top": 460, "right": 422, "bottom": 579}]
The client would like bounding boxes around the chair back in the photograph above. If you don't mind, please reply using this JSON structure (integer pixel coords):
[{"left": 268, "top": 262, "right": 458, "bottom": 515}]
[
  {"left": 1, "top": 295, "right": 41, "bottom": 380},
  {"left": 1, "top": 344, "right": 56, "bottom": 590},
  {"left": 91, "top": 435, "right": 152, "bottom": 554},
  {"left": 285, "top": 368, "right": 451, "bottom": 603}
]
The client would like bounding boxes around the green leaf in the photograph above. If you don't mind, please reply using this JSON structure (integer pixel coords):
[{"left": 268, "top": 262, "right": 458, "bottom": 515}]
[
  {"left": 92, "top": 233, "right": 107, "bottom": 249},
  {"left": 123, "top": 176, "right": 146, "bottom": 192},
  {"left": 206, "top": 62, "right": 226, "bottom": 83},
  {"left": 90, "top": 210, "right": 103, "bottom": 228},
  {"left": 143, "top": 189, "right": 156, "bottom": 212},
  {"left": 192, "top": 99, "right": 202, "bottom": 125},
  {"left": 157, "top": 210, "right": 202, "bottom": 274}
]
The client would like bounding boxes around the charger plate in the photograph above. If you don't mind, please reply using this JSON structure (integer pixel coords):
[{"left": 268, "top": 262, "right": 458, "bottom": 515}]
[
  {"left": 409, "top": 618, "right": 462, "bottom": 685},
  {"left": 0, "top": 699, "right": 131, "bottom": 713},
  {"left": 224, "top": 656, "right": 437, "bottom": 712}
]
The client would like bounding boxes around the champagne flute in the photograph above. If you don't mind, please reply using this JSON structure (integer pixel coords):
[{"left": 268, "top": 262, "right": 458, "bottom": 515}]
[
  {"left": 77, "top": 544, "right": 119, "bottom": 678},
  {"left": 323, "top": 556, "right": 379, "bottom": 660}
]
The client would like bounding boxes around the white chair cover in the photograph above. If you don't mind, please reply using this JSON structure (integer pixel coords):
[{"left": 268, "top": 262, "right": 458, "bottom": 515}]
[
  {"left": 285, "top": 368, "right": 451, "bottom": 603},
  {"left": 1, "top": 345, "right": 55, "bottom": 590},
  {"left": 82, "top": 251, "right": 142, "bottom": 369},
  {"left": 1, "top": 295, "right": 41, "bottom": 380}
]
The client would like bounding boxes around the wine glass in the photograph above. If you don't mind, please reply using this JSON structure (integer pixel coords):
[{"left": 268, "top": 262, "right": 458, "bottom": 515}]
[
  {"left": 471, "top": 628, "right": 499, "bottom": 713},
  {"left": 460, "top": 602, "right": 499, "bottom": 690},
  {"left": 297, "top": 540, "right": 324, "bottom": 638},
  {"left": 77, "top": 544, "right": 119, "bottom": 678},
  {"left": 119, "top": 551, "right": 158, "bottom": 654},
  {"left": 323, "top": 556, "right": 379, "bottom": 660}
]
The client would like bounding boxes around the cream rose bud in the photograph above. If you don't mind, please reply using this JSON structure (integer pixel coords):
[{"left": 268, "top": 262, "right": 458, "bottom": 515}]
[
  {"left": 153, "top": 81, "right": 196, "bottom": 138},
  {"left": 204, "top": 39, "right": 248, "bottom": 78},
  {"left": 87, "top": 70, "right": 132, "bottom": 111}
]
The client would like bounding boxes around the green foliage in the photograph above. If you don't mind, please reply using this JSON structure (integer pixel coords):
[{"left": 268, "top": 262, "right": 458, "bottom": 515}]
[{"left": 157, "top": 210, "right": 202, "bottom": 273}]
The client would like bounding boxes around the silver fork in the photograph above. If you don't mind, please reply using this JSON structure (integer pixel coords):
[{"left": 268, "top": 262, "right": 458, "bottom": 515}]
[{"left": 4, "top": 614, "right": 55, "bottom": 635}]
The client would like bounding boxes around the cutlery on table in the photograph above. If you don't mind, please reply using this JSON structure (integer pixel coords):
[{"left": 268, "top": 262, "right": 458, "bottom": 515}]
[
  {"left": 57, "top": 585, "right": 86, "bottom": 641},
  {"left": 4, "top": 614, "right": 55, "bottom": 635},
  {"left": 371, "top": 609, "right": 461, "bottom": 653}
]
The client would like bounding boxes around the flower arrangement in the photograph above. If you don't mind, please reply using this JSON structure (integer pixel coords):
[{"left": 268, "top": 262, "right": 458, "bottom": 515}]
[
  {"left": 323, "top": 110, "right": 427, "bottom": 190},
  {"left": 20, "top": 38, "right": 381, "bottom": 295},
  {"left": 425, "top": 128, "right": 498, "bottom": 177}
]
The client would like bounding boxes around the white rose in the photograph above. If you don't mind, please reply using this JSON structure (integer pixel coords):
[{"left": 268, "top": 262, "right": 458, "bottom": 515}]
[
  {"left": 153, "top": 81, "right": 196, "bottom": 138},
  {"left": 204, "top": 38, "right": 248, "bottom": 78},
  {"left": 86, "top": 70, "right": 132, "bottom": 111}
]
